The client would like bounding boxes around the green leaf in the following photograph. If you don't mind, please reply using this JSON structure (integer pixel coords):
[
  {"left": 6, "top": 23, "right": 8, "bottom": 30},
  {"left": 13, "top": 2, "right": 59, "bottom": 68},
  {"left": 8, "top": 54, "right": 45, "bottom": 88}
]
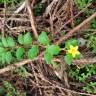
[
  {"left": 28, "top": 45, "right": 39, "bottom": 59},
  {"left": 0, "top": 47, "right": 5, "bottom": 54},
  {"left": 5, "top": 52, "right": 12, "bottom": 64},
  {"left": 2, "top": 37, "right": 8, "bottom": 47},
  {"left": 0, "top": 87, "right": 5, "bottom": 95},
  {"left": 1, "top": 52, "right": 6, "bottom": 64},
  {"left": 18, "top": 34, "right": 24, "bottom": 44},
  {"left": 24, "top": 32, "right": 32, "bottom": 45},
  {"left": 0, "top": 42, "right": 3, "bottom": 47},
  {"left": 64, "top": 54, "right": 72, "bottom": 65},
  {"left": 44, "top": 51, "right": 53, "bottom": 64},
  {"left": 92, "top": 46, "right": 96, "bottom": 54},
  {"left": 7, "top": 36, "right": 15, "bottom": 47},
  {"left": 65, "top": 39, "right": 78, "bottom": 49},
  {"left": 47, "top": 45, "right": 61, "bottom": 55},
  {"left": 38, "top": 32, "right": 49, "bottom": 45},
  {"left": 16, "top": 47, "right": 25, "bottom": 60},
  {"left": 75, "top": 18, "right": 81, "bottom": 25},
  {"left": 0, "top": 56, "right": 2, "bottom": 62}
]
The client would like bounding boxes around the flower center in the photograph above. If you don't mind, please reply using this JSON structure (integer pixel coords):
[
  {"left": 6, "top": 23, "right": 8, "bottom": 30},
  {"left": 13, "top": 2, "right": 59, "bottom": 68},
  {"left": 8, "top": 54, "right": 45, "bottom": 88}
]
[{"left": 71, "top": 49, "right": 76, "bottom": 54}]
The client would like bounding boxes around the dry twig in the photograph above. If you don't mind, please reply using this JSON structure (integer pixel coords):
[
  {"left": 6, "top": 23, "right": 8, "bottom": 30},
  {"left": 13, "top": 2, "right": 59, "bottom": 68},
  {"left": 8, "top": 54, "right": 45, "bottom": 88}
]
[
  {"left": 54, "top": 3, "right": 91, "bottom": 35},
  {"left": 56, "top": 12, "right": 96, "bottom": 44},
  {"left": 26, "top": 0, "right": 38, "bottom": 39},
  {"left": 14, "top": 1, "right": 26, "bottom": 14}
]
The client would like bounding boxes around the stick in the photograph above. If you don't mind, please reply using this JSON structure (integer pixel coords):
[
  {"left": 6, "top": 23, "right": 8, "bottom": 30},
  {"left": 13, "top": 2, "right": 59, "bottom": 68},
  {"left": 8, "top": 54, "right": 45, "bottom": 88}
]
[
  {"left": 0, "top": 51, "right": 44, "bottom": 74},
  {"left": 0, "top": 59, "right": 31, "bottom": 74},
  {"left": 26, "top": 0, "right": 38, "bottom": 39},
  {"left": 56, "top": 12, "right": 96, "bottom": 44}
]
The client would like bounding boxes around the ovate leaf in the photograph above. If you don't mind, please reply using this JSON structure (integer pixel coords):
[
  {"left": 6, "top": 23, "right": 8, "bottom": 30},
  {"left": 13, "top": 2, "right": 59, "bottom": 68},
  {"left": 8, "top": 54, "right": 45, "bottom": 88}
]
[
  {"left": 0, "top": 47, "right": 5, "bottom": 62},
  {"left": 38, "top": 32, "right": 49, "bottom": 45},
  {"left": 0, "top": 87, "right": 5, "bottom": 95},
  {"left": 64, "top": 54, "right": 72, "bottom": 65},
  {"left": 18, "top": 34, "right": 24, "bottom": 44},
  {"left": 0, "top": 47, "right": 5, "bottom": 54},
  {"left": 44, "top": 51, "right": 53, "bottom": 64},
  {"left": 2, "top": 37, "right": 8, "bottom": 47},
  {"left": 47, "top": 45, "right": 61, "bottom": 55},
  {"left": 16, "top": 47, "right": 25, "bottom": 60},
  {"left": 28, "top": 45, "right": 39, "bottom": 59},
  {"left": 65, "top": 39, "right": 78, "bottom": 49},
  {"left": 5, "top": 52, "right": 12, "bottom": 64},
  {"left": 0, "top": 56, "right": 2, "bottom": 62},
  {"left": 0, "top": 42, "right": 3, "bottom": 47},
  {"left": 7, "top": 36, "right": 15, "bottom": 47},
  {"left": 1, "top": 53, "right": 6, "bottom": 64},
  {"left": 24, "top": 32, "right": 32, "bottom": 45}
]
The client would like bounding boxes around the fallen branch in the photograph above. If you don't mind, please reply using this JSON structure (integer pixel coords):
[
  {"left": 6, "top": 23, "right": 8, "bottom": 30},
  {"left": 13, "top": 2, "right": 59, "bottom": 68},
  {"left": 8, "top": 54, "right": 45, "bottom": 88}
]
[
  {"left": 0, "top": 59, "right": 31, "bottom": 74},
  {"left": 56, "top": 12, "right": 96, "bottom": 44}
]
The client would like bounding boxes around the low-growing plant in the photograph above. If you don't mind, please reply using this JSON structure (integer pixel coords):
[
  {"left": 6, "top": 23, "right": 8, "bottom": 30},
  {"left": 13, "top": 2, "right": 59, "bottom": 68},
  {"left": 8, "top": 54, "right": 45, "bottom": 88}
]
[
  {"left": 91, "top": 19, "right": 96, "bottom": 29},
  {"left": 38, "top": 32, "right": 81, "bottom": 66},
  {"left": 69, "top": 64, "right": 96, "bottom": 82},
  {"left": 75, "top": 18, "right": 82, "bottom": 25},
  {"left": 0, "top": 0, "right": 22, "bottom": 4},
  {"left": 74, "top": 0, "right": 92, "bottom": 9},
  {"left": 2, "top": 81, "right": 26, "bottom": 96},
  {"left": 0, "top": 30, "right": 95, "bottom": 94},
  {"left": 0, "top": 32, "right": 39, "bottom": 67},
  {"left": 33, "top": 3, "right": 43, "bottom": 16},
  {"left": 0, "top": 31, "right": 81, "bottom": 68},
  {"left": 69, "top": 64, "right": 96, "bottom": 93},
  {"left": 86, "top": 35, "right": 96, "bottom": 54},
  {"left": 64, "top": 39, "right": 81, "bottom": 65},
  {"left": 15, "top": 67, "right": 29, "bottom": 78},
  {"left": 83, "top": 82, "right": 96, "bottom": 94}
]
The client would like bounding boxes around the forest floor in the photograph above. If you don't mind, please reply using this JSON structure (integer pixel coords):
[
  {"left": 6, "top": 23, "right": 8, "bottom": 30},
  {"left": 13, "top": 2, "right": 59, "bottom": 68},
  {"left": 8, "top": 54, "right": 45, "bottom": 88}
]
[{"left": 0, "top": 0, "right": 96, "bottom": 96}]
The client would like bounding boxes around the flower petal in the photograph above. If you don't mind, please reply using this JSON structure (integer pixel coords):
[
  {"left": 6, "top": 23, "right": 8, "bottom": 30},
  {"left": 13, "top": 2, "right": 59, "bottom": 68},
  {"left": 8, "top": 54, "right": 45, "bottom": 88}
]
[
  {"left": 75, "top": 46, "right": 78, "bottom": 50},
  {"left": 67, "top": 45, "right": 80, "bottom": 58},
  {"left": 72, "top": 53, "right": 76, "bottom": 57},
  {"left": 76, "top": 51, "right": 80, "bottom": 55}
]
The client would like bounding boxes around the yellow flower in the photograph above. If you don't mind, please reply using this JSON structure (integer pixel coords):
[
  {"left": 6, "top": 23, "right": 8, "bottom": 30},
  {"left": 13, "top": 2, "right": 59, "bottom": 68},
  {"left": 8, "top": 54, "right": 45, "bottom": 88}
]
[{"left": 68, "top": 45, "right": 80, "bottom": 57}]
